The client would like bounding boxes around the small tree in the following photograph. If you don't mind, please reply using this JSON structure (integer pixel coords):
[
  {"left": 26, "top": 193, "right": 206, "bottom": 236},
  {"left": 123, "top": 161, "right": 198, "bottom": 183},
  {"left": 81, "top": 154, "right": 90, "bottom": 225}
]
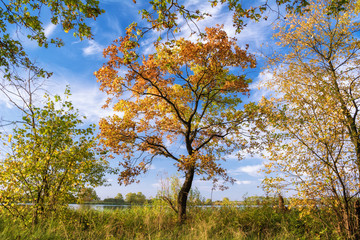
[
  {"left": 0, "top": 88, "right": 109, "bottom": 225},
  {"left": 96, "top": 25, "right": 256, "bottom": 222},
  {"left": 157, "top": 174, "right": 205, "bottom": 212}
]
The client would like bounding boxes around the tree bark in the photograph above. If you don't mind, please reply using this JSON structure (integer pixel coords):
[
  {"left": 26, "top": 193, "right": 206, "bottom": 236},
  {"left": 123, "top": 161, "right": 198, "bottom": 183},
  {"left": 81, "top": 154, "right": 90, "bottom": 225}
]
[
  {"left": 177, "top": 166, "right": 195, "bottom": 223},
  {"left": 278, "top": 194, "right": 287, "bottom": 212},
  {"left": 353, "top": 199, "right": 360, "bottom": 240}
]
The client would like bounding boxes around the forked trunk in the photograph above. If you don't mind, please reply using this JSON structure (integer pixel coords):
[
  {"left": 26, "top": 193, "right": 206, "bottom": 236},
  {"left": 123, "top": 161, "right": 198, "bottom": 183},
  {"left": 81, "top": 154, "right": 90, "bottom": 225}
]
[{"left": 177, "top": 167, "right": 195, "bottom": 223}]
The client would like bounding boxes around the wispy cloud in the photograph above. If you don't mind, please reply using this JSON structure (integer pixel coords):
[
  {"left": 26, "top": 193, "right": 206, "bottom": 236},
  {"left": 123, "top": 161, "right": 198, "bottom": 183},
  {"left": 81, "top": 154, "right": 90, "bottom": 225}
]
[
  {"left": 148, "top": 164, "right": 156, "bottom": 170},
  {"left": 40, "top": 65, "right": 115, "bottom": 121},
  {"left": 82, "top": 40, "right": 104, "bottom": 56},
  {"left": 236, "top": 180, "right": 252, "bottom": 185},
  {"left": 106, "top": 178, "right": 115, "bottom": 183},
  {"left": 232, "top": 164, "right": 263, "bottom": 177},
  {"left": 44, "top": 23, "right": 57, "bottom": 38},
  {"left": 104, "top": 13, "right": 124, "bottom": 37},
  {"left": 248, "top": 69, "right": 276, "bottom": 102},
  {"left": 151, "top": 182, "right": 161, "bottom": 189},
  {"left": 68, "top": 85, "right": 115, "bottom": 121}
]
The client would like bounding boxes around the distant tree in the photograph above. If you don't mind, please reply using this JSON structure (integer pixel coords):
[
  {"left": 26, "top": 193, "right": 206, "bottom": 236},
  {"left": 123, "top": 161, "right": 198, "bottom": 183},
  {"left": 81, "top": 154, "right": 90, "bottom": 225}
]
[
  {"left": 135, "top": 192, "right": 147, "bottom": 205},
  {"left": 125, "top": 193, "right": 137, "bottom": 205},
  {"left": 102, "top": 198, "right": 116, "bottom": 203},
  {"left": 125, "top": 192, "right": 147, "bottom": 205},
  {"left": 222, "top": 197, "right": 230, "bottom": 203},
  {"left": 102, "top": 197, "right": 125, "bottom": 205},
  {"left": 114, "top": 193, "right": 124, "bottom": 201},
  {"left": 77, "top": 188, "right": 100, "bottom": 203},
  {"left": 204, "top": 199, "right": 212, "bottom": 205}
]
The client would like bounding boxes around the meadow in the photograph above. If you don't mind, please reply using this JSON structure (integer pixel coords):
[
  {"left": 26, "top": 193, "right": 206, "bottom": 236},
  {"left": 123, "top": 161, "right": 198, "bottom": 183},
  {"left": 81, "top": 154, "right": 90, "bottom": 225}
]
[{"left": 0, "top": 198, "right": 336, "bottom": 240}]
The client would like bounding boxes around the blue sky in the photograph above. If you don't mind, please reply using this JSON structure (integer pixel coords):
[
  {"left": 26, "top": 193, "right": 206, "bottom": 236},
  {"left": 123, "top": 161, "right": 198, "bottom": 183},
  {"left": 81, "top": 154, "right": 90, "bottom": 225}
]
[{"left": 1, "top": 0, "right": 279, "bottom": 201}]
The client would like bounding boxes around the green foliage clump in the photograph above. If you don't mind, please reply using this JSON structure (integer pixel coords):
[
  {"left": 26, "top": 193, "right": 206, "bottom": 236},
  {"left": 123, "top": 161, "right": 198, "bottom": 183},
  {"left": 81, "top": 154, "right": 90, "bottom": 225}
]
[
  {"left": 0, "top": 88, "right": 109, "bottom": 226},
  {"left": 125, "top": 192, "right": 147, "bottom": 205}
]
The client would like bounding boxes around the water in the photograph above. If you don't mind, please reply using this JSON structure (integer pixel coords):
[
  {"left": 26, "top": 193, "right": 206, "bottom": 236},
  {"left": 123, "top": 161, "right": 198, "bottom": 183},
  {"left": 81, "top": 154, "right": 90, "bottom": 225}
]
[
  {"left": 68, "top": 204, "right": 130, "bottom": 211},
  {"left": 67, "top": 204, "right": 254, "bottom": 211}
]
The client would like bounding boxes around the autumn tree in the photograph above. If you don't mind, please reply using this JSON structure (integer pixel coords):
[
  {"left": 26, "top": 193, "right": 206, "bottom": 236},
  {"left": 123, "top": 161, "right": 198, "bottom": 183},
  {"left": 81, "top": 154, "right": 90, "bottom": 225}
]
[
  {"left": 259, "top": 0, "right": 360, "bottom": 238},
  {"left": 0, "top": 0, "right": 104, "bottom": 80},
  {"left": 96, "top": 25, "right": 256, "bottom": 222},
  {"left": 0, "top": 86, "right": 109, "bottom": 226}
]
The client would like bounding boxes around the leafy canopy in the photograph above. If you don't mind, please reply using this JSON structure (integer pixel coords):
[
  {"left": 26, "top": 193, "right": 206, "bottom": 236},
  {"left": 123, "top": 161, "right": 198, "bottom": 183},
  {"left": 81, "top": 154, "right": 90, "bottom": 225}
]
[
  {"left": 0, "top": 0, "right": 104, "bottom": 79},
  {"left": 135, "top": 0, "right": 348, "bottom": 38},
  {"left": 96, "top": 25, "right": 256, "bottom": 187},
  {"left": 259, "top": 0, "right": 360, "bottom": 237}
]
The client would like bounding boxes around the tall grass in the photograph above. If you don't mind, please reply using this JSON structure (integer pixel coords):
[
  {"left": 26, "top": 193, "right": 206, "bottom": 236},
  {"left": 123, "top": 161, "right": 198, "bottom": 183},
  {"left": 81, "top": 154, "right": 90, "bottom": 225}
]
[{"left": 0, "top": 203, "right": 337, "bottom": 239}]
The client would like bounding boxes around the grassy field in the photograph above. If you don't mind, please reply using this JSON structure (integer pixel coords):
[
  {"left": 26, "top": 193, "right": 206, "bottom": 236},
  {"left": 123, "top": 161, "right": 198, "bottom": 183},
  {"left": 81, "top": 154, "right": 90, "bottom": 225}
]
[{"left": 0, "top": 202, "right": 337, "bottom": 240}]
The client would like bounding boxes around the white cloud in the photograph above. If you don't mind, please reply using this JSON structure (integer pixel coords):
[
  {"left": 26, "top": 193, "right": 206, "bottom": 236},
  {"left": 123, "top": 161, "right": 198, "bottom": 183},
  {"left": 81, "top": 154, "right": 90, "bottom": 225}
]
[
  {"left": 248, "top": 69, "right": 277, "bottom": 102},
  {"left": 233, "top": 164, "right": 263, "bottom": 177},
  {"left": 105, "top": 14, "right": 123, "bottom": 37},
  {"left": 68, "top": 85, "right": 115, "bottom": 121},
  {"left": 236, "top": 180, "right": 252, "bottom": 185},
  {"left": 234, "top": 20, "right": 272, "bottom": 49},
  {"left": 148, "top": 164, "right": 156, "bottom": 170},
  {"left": 0, "top": 91, "right": 16, "bottom": 109},
  {"left": 44, "top": 23, "right": 57, "bottom": 38},
  {"left": 151, "top": 182, "right": 161, "bottom": 188},
  {"left": 39, "top": 66, "right": 116, "bottom": 121},
  {"left": 82, "top": 40, "right": 104, "bottom": 56},
  {"left": 253, "top": 69, "right": 273, "bottom": 89},
  {"left": 0, "top": 71, "right": 47, "bottom": 110},
  {"left": 224, "top": 153, "right": 239, "bottom": 160}
]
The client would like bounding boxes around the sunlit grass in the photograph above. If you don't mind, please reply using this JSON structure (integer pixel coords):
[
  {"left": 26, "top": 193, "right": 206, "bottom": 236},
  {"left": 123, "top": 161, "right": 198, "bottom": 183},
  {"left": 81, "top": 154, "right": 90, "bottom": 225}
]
[{"left": 0, "top": 202, "right": 336, "bottom": 240}]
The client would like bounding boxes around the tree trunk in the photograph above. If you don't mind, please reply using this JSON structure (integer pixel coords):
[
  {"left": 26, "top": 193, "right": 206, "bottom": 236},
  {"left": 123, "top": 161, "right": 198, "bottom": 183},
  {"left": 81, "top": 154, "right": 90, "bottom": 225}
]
[
  {"left": 177, "top": 166, "right": 195, "bottom": 223},
  {"left": 353, "top": 199, "right": 360, "bottom": 240},
  {"left": 278, "top": 194, "right": 286, "bottom": 212}
]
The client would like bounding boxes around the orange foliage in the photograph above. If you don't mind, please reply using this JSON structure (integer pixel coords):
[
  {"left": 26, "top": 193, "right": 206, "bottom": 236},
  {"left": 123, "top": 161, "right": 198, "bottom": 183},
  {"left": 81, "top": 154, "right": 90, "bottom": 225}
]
[{"left": 95, "top": 25, "right": 256, "bottom": 187}]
